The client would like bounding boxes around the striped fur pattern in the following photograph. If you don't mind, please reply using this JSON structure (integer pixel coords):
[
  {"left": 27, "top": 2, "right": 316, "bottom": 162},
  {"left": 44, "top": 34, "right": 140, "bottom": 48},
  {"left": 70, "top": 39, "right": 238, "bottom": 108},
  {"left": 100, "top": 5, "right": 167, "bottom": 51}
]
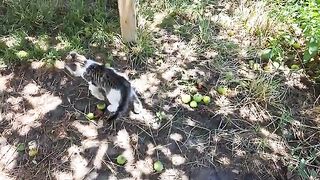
[{"left": 64, "top": 51, "right": 142, "bottom": 121}]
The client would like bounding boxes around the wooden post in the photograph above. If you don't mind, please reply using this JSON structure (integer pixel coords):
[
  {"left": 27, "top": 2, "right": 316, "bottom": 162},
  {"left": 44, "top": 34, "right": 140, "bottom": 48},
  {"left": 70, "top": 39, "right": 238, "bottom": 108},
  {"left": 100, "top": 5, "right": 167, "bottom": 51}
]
[{"left": 117, "top": 0, "right": 137, "bottom": 42}]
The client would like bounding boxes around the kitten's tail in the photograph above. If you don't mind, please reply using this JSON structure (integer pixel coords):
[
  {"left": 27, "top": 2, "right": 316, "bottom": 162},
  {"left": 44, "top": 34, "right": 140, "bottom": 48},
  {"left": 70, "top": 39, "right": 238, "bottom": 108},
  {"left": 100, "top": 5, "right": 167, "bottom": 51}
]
[{"left": 131, "top": 89, "right": 142, "bottom": 114}]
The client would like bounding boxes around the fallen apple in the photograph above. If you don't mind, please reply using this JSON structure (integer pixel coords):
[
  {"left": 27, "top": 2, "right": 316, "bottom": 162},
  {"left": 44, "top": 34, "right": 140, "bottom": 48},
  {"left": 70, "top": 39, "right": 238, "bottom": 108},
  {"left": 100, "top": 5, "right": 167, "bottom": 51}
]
[
  {"left": 153, "top": 160, "right": 164, "bottom": 172},
  {"left": 181, "top": 94, "right": 192, "bottom": 104},
  {"left": 193, "top": 93, "right": 203, "bottom": 103},
  {"left": 116, "top": 155, "right": 127, "bottom": 165},
  {"left": 28, "top": 148, "right": 38, "bottom": 157},
  {"left": 189, "top": 101, "right": 198, "bottom": 108},
  {"left": 217, "top": 86, "right": 228, "bottom": 95},
  {"left": 97, "top": 103, "right": 106, "bottom": 110},
  {"left": 17, "top": 143, "right": 25, "bottom": 152},
  {"left": 203, "top": 96, "right": 211, "bottom": 105},
  {"left": 16, "top": 50, "right": 29, "bottom": 59},
  {"left": 86, "top": 112, "right": 95, "bottom": 120}
]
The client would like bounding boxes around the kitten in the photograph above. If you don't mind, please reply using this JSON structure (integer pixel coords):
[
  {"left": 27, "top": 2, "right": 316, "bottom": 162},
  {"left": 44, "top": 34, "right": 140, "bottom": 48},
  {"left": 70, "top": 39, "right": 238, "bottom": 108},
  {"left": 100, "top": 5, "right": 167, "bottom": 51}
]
[{"left": 64, "top": 51, "right": 142, "bottom": 121}]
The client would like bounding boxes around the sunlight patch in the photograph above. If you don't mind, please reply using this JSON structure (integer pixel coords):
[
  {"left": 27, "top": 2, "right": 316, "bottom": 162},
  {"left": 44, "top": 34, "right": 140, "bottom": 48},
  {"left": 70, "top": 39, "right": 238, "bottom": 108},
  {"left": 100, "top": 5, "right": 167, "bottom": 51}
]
[
  {"left": 54, "top": 60, "right": 65, "bottom": 69},
  {"left": 170, "top": 133, "right": 183, "bottom": 142},
  {"left": 25, "top": 92, "right": 62, "bottom": 114},
  {"left": 0, "top": 137, "right": 18, "bottom": 171},
  {"left": 13, "top": 109, "right": 41, "bottom": 135},
  {"left": 22, "top": 83, "right": 40, "bottom": 95},
  {"left": 171, "top": 154, "right": 186, "bottom": 166},
  {"left": 0, "top": 73, "right": 13, "bottom": 92},
  {"left": 53, "top": 171, "right": 73, "bottom": 180},
  {"left": 239, "top": 104, "right": 270, "bottom": 123},
  {"left": 131, "top": 72, "right": 160, "bottom": 94},
  {"left": 71, "top": 121, "right": 98, "bottom": 138},
  {"left": 6, "top": 96, "right": 23, "bottom": 111},
  {"left": 214, "top": 96, "right": 234, "bottom": 115},
  {"left": 67, "top": 145, "right": 90, "bottom": 180},
  {"left": 136, "top": 157, "right": 153, "bottom": 175},
  {"left": 93, "top": 141, "right": 109, "bottom": 169},
  {"left": 267, "top": 139, "right": 287, "bottom": 156},
  {"left": 114, "top": 129, "right": 131, "bottom": 149},
  {"left": 129, "top": 108, "right": 160, "bottom": 129},
  {"left": 30, "top": 61, "right": 45, "bottom": 69},
  {"left": 0, "top": 171, "right": 14, "bottom": 180},
  {"left": 1, "top": 36, "right": 19, "bottom": 48},
  {"left": 217, "top": 156, "right": 231, "bottom": 165},
  {"left": 285, "top": 72, "right": 307, "bottom": 89},
  {"left": 146, "top": 143, "right": 155, "bottom": 155},
  {"left": 159, "top": 169, "right": 188, "bottom": 180},
  {"left": 161, "top": 65, "right": 181, "bottom": 81}
]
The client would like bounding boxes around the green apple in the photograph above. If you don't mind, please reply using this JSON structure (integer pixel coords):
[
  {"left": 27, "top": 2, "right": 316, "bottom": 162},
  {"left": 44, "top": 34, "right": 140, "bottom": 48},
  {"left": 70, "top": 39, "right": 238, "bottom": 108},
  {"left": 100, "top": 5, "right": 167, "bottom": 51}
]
[
  {"left": 203, "top": 96, "right": 211, "bottom": 105},
  {"left": 96, "top": 103, "right": 106, "bottom": 110},
  {"left": 16, "top": 50, "right": 29, "bottom": 59},
  {"left": 181, "top": 94, "right": 192, "bottom": 104},
  {"left": 291, "top": 64, "right": 299, "bottom": 70},
  {"left": 28, "top": 148, "right": 38, "bottom": 157},
  {"left": 189, "top": 101, "right": 198, "bottom": 108},
  {"left": 17, "top": 143, "right": 25, "bottom": 152},
  {"left": 217, "top": 86, "right": 228, "bottom": 95},
  {"left": 153, "top": 160, "right": 164, "bottom": 172},
  {"left": 292, "top": 42, "right": 301, "bottom": 49},
  {"left": 86, "top": 112, "right": 95, "bottom": 120},
  {"left": 193, "top": 94, "right": 203, "bottom": 102},
  {"left": 116, "top": 155, "right": 127, "bottom": 165}
]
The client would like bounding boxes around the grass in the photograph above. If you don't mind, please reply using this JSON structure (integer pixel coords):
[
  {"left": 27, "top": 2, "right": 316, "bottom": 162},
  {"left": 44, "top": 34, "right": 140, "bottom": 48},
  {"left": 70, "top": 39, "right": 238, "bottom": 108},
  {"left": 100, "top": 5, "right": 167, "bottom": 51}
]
[{"left": 0, "top": 0, "right": 320, "bottom": 179}]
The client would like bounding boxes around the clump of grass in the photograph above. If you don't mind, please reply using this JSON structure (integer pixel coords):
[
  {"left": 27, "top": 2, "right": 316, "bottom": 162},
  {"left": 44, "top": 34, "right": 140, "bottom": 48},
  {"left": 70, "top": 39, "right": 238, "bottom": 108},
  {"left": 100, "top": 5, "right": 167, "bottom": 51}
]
[
  {"left": 246, "top": 74, "right": 284, "bottom": 105},
  {"left": 123, "top": 28, "right": 155, "bottom": 66}
]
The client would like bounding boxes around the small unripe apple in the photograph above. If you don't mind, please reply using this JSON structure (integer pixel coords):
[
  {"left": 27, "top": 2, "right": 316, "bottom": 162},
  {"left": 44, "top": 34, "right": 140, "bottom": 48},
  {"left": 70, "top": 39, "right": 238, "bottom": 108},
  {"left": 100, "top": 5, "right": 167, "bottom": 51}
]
[
  {"left": 86, "top": 112, "right": 95, "bottom": 120},
  {"left": 116, "top": 155, "right": 127, "bottom": 165},
  {"left": 203, "top": 96, "right": 211, "bottom": 105},
  {"left": 193, "top": 94, "right": 203, "bottom": 102},
  {"left": 181, "top": 94, "right": 191, "bottom": 104},
  {"left": 153, "top": 160, "right": 164, "bottom": 172},
  {"left": 190, "top": 101, "right": 198, "bottom": 108},
  {"left": 97, "top": 103, "right": 106, "bottom": 110}
]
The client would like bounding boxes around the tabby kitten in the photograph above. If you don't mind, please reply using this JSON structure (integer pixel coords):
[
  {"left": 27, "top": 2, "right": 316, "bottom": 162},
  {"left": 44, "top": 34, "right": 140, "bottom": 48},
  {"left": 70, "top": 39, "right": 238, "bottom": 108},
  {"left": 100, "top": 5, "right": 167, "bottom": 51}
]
[{"left": 64, "top": 51, "right": 142, "bottom": 121}]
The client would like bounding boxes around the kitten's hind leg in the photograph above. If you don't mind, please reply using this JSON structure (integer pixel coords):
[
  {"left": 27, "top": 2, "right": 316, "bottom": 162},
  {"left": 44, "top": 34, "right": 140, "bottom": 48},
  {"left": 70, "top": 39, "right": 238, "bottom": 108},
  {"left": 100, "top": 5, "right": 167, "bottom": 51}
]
[
  {"left": 106, "top": 89, "right": 121, "bottom": 113},
  {"left": 89, "top": 83, "right": 105, "bottom": 100},
  {"left": 107, "top": 104, "right": 119, "bottom": 112}
]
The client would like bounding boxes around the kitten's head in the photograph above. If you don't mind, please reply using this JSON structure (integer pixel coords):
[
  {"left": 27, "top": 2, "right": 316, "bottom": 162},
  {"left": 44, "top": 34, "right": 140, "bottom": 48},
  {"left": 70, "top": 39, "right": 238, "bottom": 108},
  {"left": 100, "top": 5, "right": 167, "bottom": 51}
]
[{"left": 64, "top": 51, "right": 87, "bottom": 77}]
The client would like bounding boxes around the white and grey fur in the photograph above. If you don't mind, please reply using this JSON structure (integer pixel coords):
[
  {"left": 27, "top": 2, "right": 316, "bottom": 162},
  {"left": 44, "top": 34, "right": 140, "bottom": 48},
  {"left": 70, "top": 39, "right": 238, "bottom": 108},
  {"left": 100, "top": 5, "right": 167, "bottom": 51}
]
[{"left": 64, "top": 51, "right": 142, "bottom": 121}]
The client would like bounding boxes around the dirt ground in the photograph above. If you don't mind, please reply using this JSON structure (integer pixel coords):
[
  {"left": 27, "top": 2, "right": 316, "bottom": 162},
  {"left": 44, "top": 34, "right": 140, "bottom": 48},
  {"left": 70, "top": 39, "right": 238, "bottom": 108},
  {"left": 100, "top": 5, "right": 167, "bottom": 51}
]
[{"left": 1, "top": 51, "right": 317, "bottom": 180}]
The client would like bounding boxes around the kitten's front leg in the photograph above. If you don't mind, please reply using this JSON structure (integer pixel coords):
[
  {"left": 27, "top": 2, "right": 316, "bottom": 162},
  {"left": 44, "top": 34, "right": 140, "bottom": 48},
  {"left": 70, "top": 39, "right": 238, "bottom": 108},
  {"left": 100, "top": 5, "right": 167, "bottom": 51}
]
[{"left": 88, "top": 83, "right": 105, "bottom": 100}]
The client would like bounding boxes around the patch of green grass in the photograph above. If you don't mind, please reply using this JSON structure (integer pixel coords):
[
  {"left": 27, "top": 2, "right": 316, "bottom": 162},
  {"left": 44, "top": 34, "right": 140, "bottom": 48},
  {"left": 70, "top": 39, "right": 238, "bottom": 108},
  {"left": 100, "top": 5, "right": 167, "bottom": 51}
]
[
  {"left": 123, "top": 28, "right": 155, "bottom": 65},
  {"left": 267, "top": 0, "right": 320, "bottom": 81},
  {"left": 0, "top": 0, "right": 119, "bottom": 65}
]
